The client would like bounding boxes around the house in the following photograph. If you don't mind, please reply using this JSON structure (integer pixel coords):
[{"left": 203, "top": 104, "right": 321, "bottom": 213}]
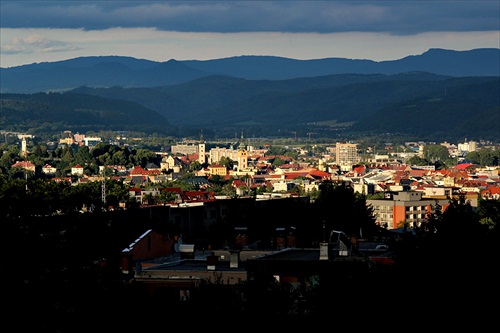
[
  {"left": 42, "top": 164, "right": 57, "bottom": 175},
  {"left": 160, "top": 155, "right": 183, "bottom": 173},
  {"left": 481, "top": 185, "right": 500, "bottom": 200},
  {"left": 208, "top": 164, "right": 227, "bottom": 176},
  {"left": 120, "top": 229, "right": 177, "bottom": 274},
  {"left": 11, "top": 160, "right": 36, "bottom": 172},
  {"left": 71, "top": 164, "right": 84, "bottom": 176},
  {"left": 145, "top": 162, "right": 161, "bottom": 171}
]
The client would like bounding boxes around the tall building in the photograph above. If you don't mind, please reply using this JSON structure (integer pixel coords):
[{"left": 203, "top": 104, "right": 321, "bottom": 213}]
[
  {"left": 366, "top": 191, "right": 450, "bottom": 229},
  {"left": 458, "top": 139, "right": 477, "bottom": 154},
  {"left": 335, "top": 142, "right": 359, "bottom": 172},
  {"left": 198, "top": 131, "right": 206, "bottom": 164},
  {"left": 236, "top": 132, "right": 248, "bottom": 171},
  {"left": 21, "top": 137, "right": 27, "bottom": 157}
]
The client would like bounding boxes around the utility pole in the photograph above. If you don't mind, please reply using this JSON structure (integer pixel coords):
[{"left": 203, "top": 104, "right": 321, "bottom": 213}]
[
  {"left": 101, "top": 166, "right": 106, "bottom": 206},
  {"left": 21, "top": 136, "right": 28, "bottom": 193},
  {"left": 307, "top": 132, "right": 317, "bottom": 141}
]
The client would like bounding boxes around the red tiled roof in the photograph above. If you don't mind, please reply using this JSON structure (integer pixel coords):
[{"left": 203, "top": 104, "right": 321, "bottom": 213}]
[
  {"left": 353, "top": 165, "right": 366, "bottom": 174},
  {"left": 454, "top": 163, "right": 478, "bottom": 170},
  {"left": 308, "top": 170, "right": 331, "bottom": 179},
  {"left": 284, "top": 172, "right": 308, "bottom": 180},
  {"left": 130, "top": 166, "right": 147, "bottom": 174},
  {"left": 12, "top": 161, "right": 35, "bottom": 168}
]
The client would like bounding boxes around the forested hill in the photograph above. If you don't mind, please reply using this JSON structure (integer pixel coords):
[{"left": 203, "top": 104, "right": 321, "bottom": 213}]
[
  {"left": 1, "top": 74, "right": 498, "bottom": 142},
  {"left": 70, "top": 74, "right": 499, "bottom": 142},
  {"left": 0, "top": 92, "right": 174, "bottom": 135}
]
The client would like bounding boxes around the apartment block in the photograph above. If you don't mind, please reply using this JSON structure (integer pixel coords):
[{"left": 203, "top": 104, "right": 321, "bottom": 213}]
[{"left": 366, "top": 191, "right": 450, "bottom": 230}]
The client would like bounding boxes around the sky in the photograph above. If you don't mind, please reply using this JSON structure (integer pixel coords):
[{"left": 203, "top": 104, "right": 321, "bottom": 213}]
[{"left": 1, "top": 1, "right": 499, "bottom": 68}]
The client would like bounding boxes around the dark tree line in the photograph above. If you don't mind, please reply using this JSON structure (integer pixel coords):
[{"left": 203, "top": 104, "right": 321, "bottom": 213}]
[{"left": 2, "top": 176, "right": 499, "bottom": 330}]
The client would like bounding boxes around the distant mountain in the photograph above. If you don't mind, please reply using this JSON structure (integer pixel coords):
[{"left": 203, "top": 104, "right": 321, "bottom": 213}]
[
  {"left": 1, "top": 48, "right": 498, "bottom": 94},
  {"left": 183, "top": 48, "right": 500, "bottom": 79},
  {"left": 0, "top": 48, "right": 498, "bottom": 142}
]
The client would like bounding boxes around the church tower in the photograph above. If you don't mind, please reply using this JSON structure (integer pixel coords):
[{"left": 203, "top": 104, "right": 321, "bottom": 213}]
[
  {"left": 21, "top": 137, "right": 27, "bottom": 158},
  {"left": 236, "top": 131, "right": 248, "bottom": 171},
  {"left": 198, "top": 130, "right": 206, "bottom": 164}
]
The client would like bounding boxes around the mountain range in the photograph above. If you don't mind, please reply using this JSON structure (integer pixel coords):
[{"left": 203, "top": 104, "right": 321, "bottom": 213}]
[{"left": 0, "top": 48, "right": 499, "bottom": 142}]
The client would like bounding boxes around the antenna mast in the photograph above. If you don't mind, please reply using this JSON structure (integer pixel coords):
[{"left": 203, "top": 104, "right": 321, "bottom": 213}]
[{"left": 101, "top": 166, "right": 106, "bottom": 205}]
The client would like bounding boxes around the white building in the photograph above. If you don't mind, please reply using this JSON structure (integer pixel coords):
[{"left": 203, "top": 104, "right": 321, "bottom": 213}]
[{"left": 335, "top": 142, "right": 360, "bottom": 172}]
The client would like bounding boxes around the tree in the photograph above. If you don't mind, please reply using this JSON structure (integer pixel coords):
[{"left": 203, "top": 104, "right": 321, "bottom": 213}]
[
  {"left": 272, "top": 157, "right": 286, "bottom": 167},
  {"left": 0, "top": 145, "right": 21, "bottom": 173},
  {"left": 407, "top": 155, "right": 428, "bottom": 166},
  {"left": 466, "top": 148, "right": 500, "bottom": 167},
  {"left": 220, "top": 184, "right": 236, "bottom": 197},
  {"left": 58, "top": 145, "right": 75, "bottom": 173},
  {"left": 104, "top": 179, "right": 131, "bottom": 208},
  {"left": 476, "top": 197, "right": 500, "bottom": 230},
  {"left": 423, "top": 144, "right": 449, "bottom": 164},
  {"left": 31, "top": 143, "right": 49, "bottom": 159},
  {"left": 111, "top": 149, "right": 130, "bottom": 167},
  {"left": 74, "top": 145, "right": 93, "bottom": 167},
  {"left": 132, "top": 148, "right": 159, "bottom": 168},
  {"left": 419, "top": 200, "right": 443, "bottom": 235},
  {"left": 218, "top": 156, "right": 234, "bottom": 170},
  {"left": 438, "top": 194, "right": 482, "bottom": 239},
  {"left": 313, "top": 180, "right": 378, "bottom": 239},
  {"left": 189, "top": 160, "right": 202, "bottom": 172}
]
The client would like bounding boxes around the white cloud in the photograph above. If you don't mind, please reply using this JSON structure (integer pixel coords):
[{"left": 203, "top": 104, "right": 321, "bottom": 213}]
[{"left": 1, "top": 33, "right": 80, "bottom": 56}]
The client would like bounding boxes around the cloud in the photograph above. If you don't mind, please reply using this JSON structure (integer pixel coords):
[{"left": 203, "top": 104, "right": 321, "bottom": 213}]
[
  {"left": 1, "top": 1, "right": 498, "bottom": 33},
  {"left": 1, "top": 34, "right": 80, "bottom": 55}
]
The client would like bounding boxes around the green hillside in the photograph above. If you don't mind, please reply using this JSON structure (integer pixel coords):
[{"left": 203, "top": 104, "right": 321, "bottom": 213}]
[{"left": 0, "top": 92, "right": 174, "bottom": 136}]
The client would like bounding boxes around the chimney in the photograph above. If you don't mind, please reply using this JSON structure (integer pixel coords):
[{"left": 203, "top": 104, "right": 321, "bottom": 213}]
[
  {"left": 319, "top": 222, "right": 329, "bottom": 260},
  {"left": 179, "top": 244, "right": 195, "bottom": 259},
  {"left": 229, "top": 250, "right": 240, "bottom": 268},
  {"left": 207, "top": 252, "right": 218, "bottom": 270},
  {"left": 319, "top": 242, "right": 329, "bottom": 260}
]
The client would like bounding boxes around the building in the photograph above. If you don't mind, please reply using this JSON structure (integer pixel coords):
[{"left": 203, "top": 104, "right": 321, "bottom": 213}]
[
  {"left": 335, "top": 142, "right": 360, "bottom": 172},
  {"left": 71, "top": 164, "right": 84, "bottom": 176},
  {"left": 171, "top": 143, "right": 199, "bottom": 156},
  {"left": 366, "top": 191, "right": 450, "bottom": 229},
  {"left": 42, "top": 164, "right": 57, "bottom": 175},
  {"left": 83, "top": 137, "right": 102, "bottom": 147},
  {"left": 59, "top": 137, "right": 74, "bottom": 145},
  {"left": 131, "top": 228, "right": 370, "bottom": 306},
  {"left": 457, "top": 140, "right": 477, "bottom": 154},
  {"left": 236, "top": 132, "right": 249, "bottom": 171},
  {"left": 198, "top": 134, "right": 207, "bottom": 164},
  {"left": 208, "top": 164, "right": 227, "bottom": 176},
  {"left": 160, "top": 155, "right": 183, "bottom": 173},
  {"left": 11, "top": 160, "right": 36, "bottom": 172},
  {"left": 209, "top": 146, "right": 238, "bottom": 165}
]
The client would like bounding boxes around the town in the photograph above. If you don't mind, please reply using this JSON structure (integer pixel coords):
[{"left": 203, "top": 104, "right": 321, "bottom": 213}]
[
  {"left": 2, "top": 129, "right": 499, "bottom": 328},
  {"left": 5, "top": 130, "right": 499, "bottom": 219}
]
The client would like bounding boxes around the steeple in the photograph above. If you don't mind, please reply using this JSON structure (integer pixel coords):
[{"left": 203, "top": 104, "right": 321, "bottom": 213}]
[
  {"left": 236, "top": 131, "right": 248, "bottom": 171},
  {"left": 238, "top": 131, "right": 245, "bottom": 150},
  {"left": 198, "top": 129, "right": 206, "bottom": 164}
]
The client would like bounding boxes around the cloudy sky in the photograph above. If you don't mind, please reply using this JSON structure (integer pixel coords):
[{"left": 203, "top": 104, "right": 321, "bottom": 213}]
[{"left": 1, "top": 1, "right": 499, "bottom": 68}]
